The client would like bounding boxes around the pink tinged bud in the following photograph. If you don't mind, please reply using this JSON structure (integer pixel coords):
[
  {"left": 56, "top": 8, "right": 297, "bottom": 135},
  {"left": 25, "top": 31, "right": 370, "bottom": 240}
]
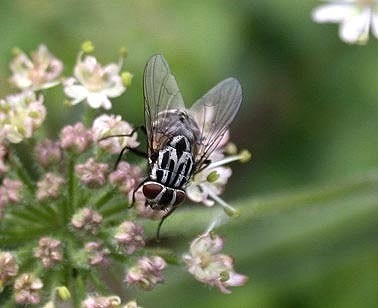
[
  {"left": 82, "top": 295, "right": 121, "bottom": 308},
  {"left": 36, "top": 173, "right": 65, "bottom": 201},
  {"left": 13, "top": 273, "right": 43, "bottom": 305},
  {"left": 60, "top": 122, "right": 93, "bottom": 153},
  {"left": 0, "top": 252, "right": 19, "bottom": 287},
  {"left": 34, "top": 237, "right": 63, "bottom": 268},
  {"left": 0, "top": 178, "right": 23, "bottom": 205},
  {"left": 109, "top": 162, "right": 142, "bottom": 203},
  {"left": 71, "top": 207, "right": 103, "bottom": 234},
  {"left": 84, "top": 241, "right": 110, "bottom": 266},
  {"left": 34, "top": 139, "right": 62, "bottom": 167},
  {"left": 75, "top": 158, "right": 109, "bottom": 188},
  {"left": 114, "top": 221, "right": 145, "bottom": 255},
  {"left": 92, "top": 114, "right": 139, "bottom": 154},
  {"left": 183, "top": 232, "right": 248, "bottom": 294},
  {"left": 125, "top": 256, "right": 166, "bottom": 290}
]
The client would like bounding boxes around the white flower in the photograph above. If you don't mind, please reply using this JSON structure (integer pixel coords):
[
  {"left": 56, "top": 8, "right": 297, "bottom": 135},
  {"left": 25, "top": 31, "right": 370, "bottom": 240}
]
[
  {"left": 186, "top": 144, "right": 250, "bottom": 216},
  {"left": 9, "top": 45, "right": 63, "bottom": 90},
  {"left": 183, "top": 232, "right": 248, "bottom": 294},
  {"left": 64, "top": 54, "right": 125, "bottom": 109},
  {"left": 186, "top": 151, "right": 232, "bottom": 207},
  {"left": 0, "top": 91, "right": 46, "bottom": 143},
  {"left": 92, "top": 114, "right": 139, "bottom": 154},
  {"left": 312, "top": 0, "right": 378, "bottom": 44}
]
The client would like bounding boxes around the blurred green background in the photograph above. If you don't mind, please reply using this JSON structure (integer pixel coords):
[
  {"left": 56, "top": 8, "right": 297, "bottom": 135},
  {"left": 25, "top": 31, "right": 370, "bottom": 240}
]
[{"left": 0, "top": 1, "right": 377, "bottom": 307}]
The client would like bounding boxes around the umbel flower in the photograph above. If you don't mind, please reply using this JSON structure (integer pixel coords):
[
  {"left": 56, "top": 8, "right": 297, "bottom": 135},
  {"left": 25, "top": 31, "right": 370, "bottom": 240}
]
[
  {"left": 312, "top": 0, "right": 378, "bottom": 44},
  {"left": 183, "top": 231, "right": 248, "bottom": 294},
  {"left": 0, "top": 43, "right": 248, "bottom": 306},
  {"left": 64, "top": 44, "right": 126, "bottom": 109},
  {"left": 9, "top": 44, "right": 63, "bottom": 90},
  {"left": 0, "top": 91, "right": 46, "bottom": 143}
]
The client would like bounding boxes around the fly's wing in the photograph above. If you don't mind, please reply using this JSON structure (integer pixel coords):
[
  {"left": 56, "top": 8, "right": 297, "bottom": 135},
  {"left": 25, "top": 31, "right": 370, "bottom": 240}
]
[
  {"left": 189, "top": 77, "right": 242, "bottom": 172},
  {"left": 143, "top": 54, "right": 186, "bottom": 153}
]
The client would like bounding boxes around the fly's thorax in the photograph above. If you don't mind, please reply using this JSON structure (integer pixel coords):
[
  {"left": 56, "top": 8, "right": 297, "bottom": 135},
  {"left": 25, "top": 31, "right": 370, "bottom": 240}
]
[
  {"left": 154, "top": 110, "right": 201, "bottom": 146},
  {"left": 142, "top": 181, "right": 186, "bottom": 209}
]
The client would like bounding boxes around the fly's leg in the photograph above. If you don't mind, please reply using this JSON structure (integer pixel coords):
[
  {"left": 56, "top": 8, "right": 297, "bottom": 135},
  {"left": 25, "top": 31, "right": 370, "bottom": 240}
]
[
  {"left": 98, "top": 125, "right": 147, "bottom": 141},
  {"left": 156, "top": 206, "right": 178, "bottom": 241},
  {"left": 115, "top": 146, "right": 148, "bottom": 169},
  {"left": 98, "top": 125, "right": 148, "bottom": 169}
]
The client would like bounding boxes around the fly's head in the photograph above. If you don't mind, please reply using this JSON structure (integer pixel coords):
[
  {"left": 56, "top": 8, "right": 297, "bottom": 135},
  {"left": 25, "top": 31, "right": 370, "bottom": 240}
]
[{"left": 142, "top": 181, "right": 186, "bottom": 210}]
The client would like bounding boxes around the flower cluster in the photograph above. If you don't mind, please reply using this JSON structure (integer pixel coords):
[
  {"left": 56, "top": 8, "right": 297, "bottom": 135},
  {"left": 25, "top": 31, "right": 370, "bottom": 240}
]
[{"left": 0, "top": 43, "right": 247, "bottom": 306}]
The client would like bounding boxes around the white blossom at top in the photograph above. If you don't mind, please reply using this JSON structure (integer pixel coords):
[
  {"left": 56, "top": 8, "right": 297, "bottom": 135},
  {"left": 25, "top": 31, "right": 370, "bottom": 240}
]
[
  {"left": 9, "top": 45, "right": 63, "bottom": 90},
  {"left": 312, "top": 0, "right": 378, "bottom": 44},
  {"left": 64, "top": 54, "right": 125, "bottom": 110},
  {"left": 0, "top": 91, "right": 46, "bottom": 143}
]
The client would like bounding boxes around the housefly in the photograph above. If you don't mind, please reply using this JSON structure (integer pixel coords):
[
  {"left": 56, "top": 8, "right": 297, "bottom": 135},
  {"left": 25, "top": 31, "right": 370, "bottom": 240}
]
[{"left": 138, "top": 54, "right": 242, "bottom": 238}]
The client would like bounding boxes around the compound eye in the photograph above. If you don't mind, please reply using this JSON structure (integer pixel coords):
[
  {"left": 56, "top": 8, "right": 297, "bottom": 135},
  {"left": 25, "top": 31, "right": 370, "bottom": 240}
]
[
  {"left": 143, "top": 182, "right": 164, "bottom": 200},
  {"left": 173, "top": 190, "right": 186, "bottom": 206}
]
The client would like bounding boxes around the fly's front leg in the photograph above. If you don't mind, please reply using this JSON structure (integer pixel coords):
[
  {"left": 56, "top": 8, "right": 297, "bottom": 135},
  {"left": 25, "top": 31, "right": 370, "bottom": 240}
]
[{"left": 99, "top": 125, "right": 148, "bottom": 169}]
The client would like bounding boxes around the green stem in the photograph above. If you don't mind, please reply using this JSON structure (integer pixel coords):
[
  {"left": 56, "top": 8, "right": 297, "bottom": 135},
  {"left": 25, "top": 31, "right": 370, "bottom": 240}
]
[
  {"left": 159, "top": 170, "right": 378, "bottom": 236},
  {"left": 10, "top": 153, "right": 35, "bottom": 194},
  {"left": 66, "top": 155, "right": 77, "bottom": 222},
  {"left": 93, "top": 187, "right": 117, "bottom": 209},
  {"left": 88, "top": 269, "right": 107, "bottom": 294}
]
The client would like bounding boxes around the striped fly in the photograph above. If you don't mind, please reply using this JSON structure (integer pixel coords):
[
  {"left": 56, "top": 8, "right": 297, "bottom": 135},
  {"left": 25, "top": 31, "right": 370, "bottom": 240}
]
[{"left": 137, "top": 55, "right": 242, "bottom": 237}]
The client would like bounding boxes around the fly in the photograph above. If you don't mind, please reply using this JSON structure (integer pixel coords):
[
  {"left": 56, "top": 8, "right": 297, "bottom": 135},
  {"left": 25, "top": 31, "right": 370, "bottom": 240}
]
[{"left": 111, "top": 54, "right": 243, "bottom": 239}]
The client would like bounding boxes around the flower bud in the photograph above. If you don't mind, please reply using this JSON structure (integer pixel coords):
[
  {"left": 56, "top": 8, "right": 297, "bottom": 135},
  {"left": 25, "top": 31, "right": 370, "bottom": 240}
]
[
  {"left": 81, "top": 40, "right": 95, "bottom": 53},
  {"left": 56, "top": 286, "right": 71, "bottom": 301},
  {"left": 121, "top": 71, "right": 133, "bottom": 87},
  {"left": 14, "top": 273, "right": 43, "bottom": 304}
]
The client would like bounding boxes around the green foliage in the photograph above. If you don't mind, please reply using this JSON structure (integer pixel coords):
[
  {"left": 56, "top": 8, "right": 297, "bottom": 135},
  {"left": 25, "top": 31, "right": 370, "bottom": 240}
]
[{"left": 0, "top": 0, "right": 377, "bottom": 307}]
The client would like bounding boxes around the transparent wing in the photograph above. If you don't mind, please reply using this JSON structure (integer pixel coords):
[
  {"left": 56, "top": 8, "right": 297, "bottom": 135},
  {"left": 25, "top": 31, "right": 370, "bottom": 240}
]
[
  {"left": 143, "top": 54, "right": 185, "bottom": 153},
  {"left": 189, "top": 77, "right": 242, "bottom": 172}
]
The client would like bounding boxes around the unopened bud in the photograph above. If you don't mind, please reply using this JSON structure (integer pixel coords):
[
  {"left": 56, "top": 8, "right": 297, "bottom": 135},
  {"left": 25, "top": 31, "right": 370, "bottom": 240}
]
[
  {"left": 225, "top": 142, "right": 238, "bottom": 155},
  {"left": 81, "top": 40, "right": 94, "bottom": 53},
  {"left": 239, "top": 149, "right": 251, "bottom": 163},
  {"left": 119, "top": 47, "right": 128, "bottom": 58},
  {"left": 207, "top": 171, "right": 219, "bottom": 183},
  {"left": 121, "top": 71, "right": 133, "bottom": 87},
  {"left": 57, "top": 286, "right": 71, "bottom": 301},
  {"left": 12, "top": 47, "right": 21, "bottom": 56}
]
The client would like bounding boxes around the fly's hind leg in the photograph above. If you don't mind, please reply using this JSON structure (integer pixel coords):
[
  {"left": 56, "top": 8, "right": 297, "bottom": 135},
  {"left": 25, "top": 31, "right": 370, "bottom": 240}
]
[{"left": 156, "top": 206, "right": 178, "bottom": 241}]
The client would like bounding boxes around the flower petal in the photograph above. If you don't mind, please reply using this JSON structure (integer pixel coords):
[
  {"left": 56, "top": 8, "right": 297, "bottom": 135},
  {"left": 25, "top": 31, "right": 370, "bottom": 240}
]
[
  {"left": 312, "top": 4, "right": 356, "bottom": 23},
  {"left": 371, "top": 12, "right": 378, "bottom": 38},
  {"left": 87, "top": 92, "right": 112, "bottom": 109},
  {"left": 339, "top": 8, "right": 371, "bottom": 44}
]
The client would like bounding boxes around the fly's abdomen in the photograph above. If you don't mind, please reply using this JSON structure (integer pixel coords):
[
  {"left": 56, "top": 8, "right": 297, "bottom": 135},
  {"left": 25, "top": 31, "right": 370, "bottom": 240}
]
[{"left": 150, "top": 135, "right": 194, "bottom": 189}]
